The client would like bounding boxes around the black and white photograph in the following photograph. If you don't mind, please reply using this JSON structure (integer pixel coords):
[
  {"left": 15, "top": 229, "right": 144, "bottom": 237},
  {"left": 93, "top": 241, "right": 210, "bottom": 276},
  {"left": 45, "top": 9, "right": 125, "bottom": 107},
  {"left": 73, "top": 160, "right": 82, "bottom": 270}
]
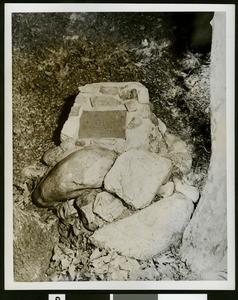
[{"left": 4, "top": 3, "right": 235, "bottom": 290}]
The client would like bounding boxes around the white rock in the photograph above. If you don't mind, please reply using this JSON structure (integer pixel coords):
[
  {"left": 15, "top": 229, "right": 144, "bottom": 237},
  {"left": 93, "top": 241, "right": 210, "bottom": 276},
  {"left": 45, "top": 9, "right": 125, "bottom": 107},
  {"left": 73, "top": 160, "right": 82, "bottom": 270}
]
[
  {"left": 104, "top": 149, "right": 172, "bottom": 209},
  {"left": 90, "top": 193, "right": 194, "bottom": 260},
  {"left": 173, "top": 178, "right": 200, "bottom": 203},
  {"left": 157, "top": 181, "right": 174, "bottom": 198},
  {"left": 93, "top": 192, "right": 125, "bottom": 222}
]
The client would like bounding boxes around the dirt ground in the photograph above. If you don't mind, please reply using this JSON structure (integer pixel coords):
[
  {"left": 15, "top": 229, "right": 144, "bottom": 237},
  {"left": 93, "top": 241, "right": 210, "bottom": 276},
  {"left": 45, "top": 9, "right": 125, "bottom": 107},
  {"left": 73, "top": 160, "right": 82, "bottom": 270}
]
[{"left": 11, "top": 12, "right": 212, "bottom": 281}]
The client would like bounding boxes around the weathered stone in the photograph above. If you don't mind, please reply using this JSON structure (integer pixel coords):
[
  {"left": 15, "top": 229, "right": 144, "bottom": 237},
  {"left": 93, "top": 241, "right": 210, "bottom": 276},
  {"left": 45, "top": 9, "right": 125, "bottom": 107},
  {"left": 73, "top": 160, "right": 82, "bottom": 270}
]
[
  {"left": 139, "top": 104, "right": 151, "bottom": 118},
  {"left": 157, "top": 181, "right": 174, "bottom": 198},
  {"left": 157, "top": 117, "right": 167, "bottom": 134},
  {"left": 32, "top": 147, "right": 117, "bottom": 207},
  {"left": 90, "top": 95, "right": 122, "bottom": 107},
  {"left": 75, "top": 189, "right": 104, "bottom": 231},
  {"left": 69, "top": 105, "right": 81, "bottom": 116},
  {"left": 120, "top": 87, "right": 138, "bottom": 100},
  {"left": 119, "top": 82, "right": 149, "bottom": 104},
  {"left": 174, "top": 177, "right": 200, "bottom": 203},
  {"left": 167, "top": 152, "right": 193, "bottom": 174},
  {"left": 93, "top": 191, "right": 125, "bottom": 222},
  {"left": 104, "top": 149, "right": 172, "bottom": 209},
  {"left": 126, "top": 116, "right": 142, "bottom": 129},
  {"left": 125, "top": 100, "right": 137, "bottom": 112},
  {"left": 150, "top": 113, "right": 159, "bottom": 126},
  {"left": 99, "top": 85, "right": 119, "bottom": 95},
  {"left": 90, "top": 193, "right": 194, "bottom": 260}
]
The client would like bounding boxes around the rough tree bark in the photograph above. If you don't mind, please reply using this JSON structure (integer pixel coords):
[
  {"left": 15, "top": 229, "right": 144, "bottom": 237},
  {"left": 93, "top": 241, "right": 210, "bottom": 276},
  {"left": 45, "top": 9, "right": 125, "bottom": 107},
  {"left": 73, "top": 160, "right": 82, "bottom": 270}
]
[{"left": 180, "top": 12, "right": 227, "bottom": 279}]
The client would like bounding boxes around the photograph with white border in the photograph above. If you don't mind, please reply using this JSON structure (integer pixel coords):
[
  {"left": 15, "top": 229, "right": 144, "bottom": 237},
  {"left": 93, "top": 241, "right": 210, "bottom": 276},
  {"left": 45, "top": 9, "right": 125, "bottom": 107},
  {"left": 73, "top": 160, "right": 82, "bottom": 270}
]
[{"left": 4, "top": 3, "right": 235, "bottom": 290}]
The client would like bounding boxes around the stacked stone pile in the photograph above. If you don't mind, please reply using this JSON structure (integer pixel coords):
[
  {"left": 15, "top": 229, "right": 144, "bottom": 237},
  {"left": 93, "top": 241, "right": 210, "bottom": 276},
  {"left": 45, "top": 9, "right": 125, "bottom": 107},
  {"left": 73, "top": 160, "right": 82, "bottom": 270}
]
[{"left": 32, "top": 82, "right": 200, "bottom": 266}]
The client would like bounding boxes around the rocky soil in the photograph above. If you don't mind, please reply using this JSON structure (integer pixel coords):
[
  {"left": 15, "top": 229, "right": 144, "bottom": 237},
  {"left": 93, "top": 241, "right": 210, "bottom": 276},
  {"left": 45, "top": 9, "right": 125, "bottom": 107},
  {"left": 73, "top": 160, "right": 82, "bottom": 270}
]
[{"left": 12, "top": 12, "right": 212, "bottom": 281}]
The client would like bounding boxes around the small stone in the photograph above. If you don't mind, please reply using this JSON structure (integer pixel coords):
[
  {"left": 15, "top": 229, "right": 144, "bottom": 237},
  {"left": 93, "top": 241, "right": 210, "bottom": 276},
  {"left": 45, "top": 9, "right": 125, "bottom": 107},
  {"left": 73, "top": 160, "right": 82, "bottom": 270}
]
[
  {"left": 137, "top": 85, "right": 150, "bottom": 104},
  {"left": 126, "top": 116, "right": 142, "bottom": 129},
  {"left": 93, "top": 192, "right": 125, "bottom": 222},
  {"left": 77, "top": 202, "right": 100, "bottom": 231},
  {"left": 150, "top": 113, "right": 159, "bottom": 126},
  {"left": 32, "top": 146, "right": 117, "bottom": 207},
  {"left": 139, "top": 105, "right": 151, "bottom": 118},
  {"left": 104, "top": 149, "right": 172, "bottom": 209},
  {"left": 99, "top": 86, "right": 119, "bottom": 95},
  {"left": 157, "top": 118, "right": 167, "bottom": 134},
  {"left": 173, "top": 177, "right": 200, "bottom": 203},
  {"left": 90, "top": 95, "right": 122, "bottom": 107},
  {"left": 157, "top": 181, "right": 174, "bottom": 198},
  {"left": 69, "top": 105, "right": 81, "bottom": 116},
  {"left": 125, "top": 100, "right": 137, "bottom": 112},
  {"left": 120, "top": 87, "right": 138, "bottom": 100},
  {"left": 74, "top": 94, "right": 88, "bottom": 105}
]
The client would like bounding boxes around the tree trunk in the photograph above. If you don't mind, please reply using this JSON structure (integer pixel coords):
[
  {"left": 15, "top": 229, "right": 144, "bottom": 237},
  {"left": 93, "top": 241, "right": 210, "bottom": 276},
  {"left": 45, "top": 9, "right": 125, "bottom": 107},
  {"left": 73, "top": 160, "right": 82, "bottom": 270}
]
[{"left": 180, "top": 12, "right": 227, "bottom": 279}]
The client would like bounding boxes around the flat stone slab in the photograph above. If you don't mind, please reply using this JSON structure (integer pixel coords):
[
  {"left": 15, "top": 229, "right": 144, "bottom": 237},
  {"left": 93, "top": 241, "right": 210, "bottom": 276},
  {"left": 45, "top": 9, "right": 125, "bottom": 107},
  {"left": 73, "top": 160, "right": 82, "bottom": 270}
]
[
  {"left": 104, "top": 149, "right": 172, "bottom": 209},
  {"left": 78, "top": 110, "right": 126, "bottom": 139},
  {"left": 90, "top": 193, "right": 194, "bottom": 260}
]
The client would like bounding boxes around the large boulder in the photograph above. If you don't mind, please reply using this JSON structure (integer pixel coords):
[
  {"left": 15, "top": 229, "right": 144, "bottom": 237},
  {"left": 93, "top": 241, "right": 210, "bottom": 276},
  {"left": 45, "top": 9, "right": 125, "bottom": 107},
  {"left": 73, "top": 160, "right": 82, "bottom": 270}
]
[
  {"left": 32, "top": 146, "right": 117, "bottom": 207},
  {"left": 104, "top": 149, "right": 172, "bottom": 209},
  {"left": 90, "top": 193, "right": 194, "bottom": 260}
]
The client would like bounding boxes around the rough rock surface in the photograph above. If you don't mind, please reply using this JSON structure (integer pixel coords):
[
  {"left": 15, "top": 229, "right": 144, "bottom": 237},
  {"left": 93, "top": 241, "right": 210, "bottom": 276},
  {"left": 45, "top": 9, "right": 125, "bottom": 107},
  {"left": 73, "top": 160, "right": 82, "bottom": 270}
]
[
  {"left": 93, "top": 191, "right": 125, "bottom": 222},
  {"left": 90, "top": 193, "right": 194, "bottom": 260},
  {"left": 32, "top": 146, "right": 117, "bottom": 207},
  {"left": 104, "top": 149, "right": 172, "bottom": 209},
  {"left": 180, "top": 13, "right": 228, "bottom": 276},
  {"left": 13, "top": 206, "right": 59, "bottom": 282}
]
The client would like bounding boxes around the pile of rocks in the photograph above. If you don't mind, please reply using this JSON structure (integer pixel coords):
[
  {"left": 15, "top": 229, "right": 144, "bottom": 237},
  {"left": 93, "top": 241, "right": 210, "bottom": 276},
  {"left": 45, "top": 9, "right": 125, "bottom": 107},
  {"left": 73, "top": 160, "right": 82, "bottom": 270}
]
[{"left": 32, "top": 82, "right": 200, "bottom": 267}]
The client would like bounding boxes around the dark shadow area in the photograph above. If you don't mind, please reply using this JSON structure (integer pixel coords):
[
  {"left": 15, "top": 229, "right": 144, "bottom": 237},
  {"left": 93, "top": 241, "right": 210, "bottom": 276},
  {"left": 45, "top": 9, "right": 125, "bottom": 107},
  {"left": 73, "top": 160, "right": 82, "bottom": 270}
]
[
  {"left": 52, "top": 94, "right": 78, "bottom": 145},
  {"left": 171, "top": 12, "right": 214, "bottom": 55}
]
